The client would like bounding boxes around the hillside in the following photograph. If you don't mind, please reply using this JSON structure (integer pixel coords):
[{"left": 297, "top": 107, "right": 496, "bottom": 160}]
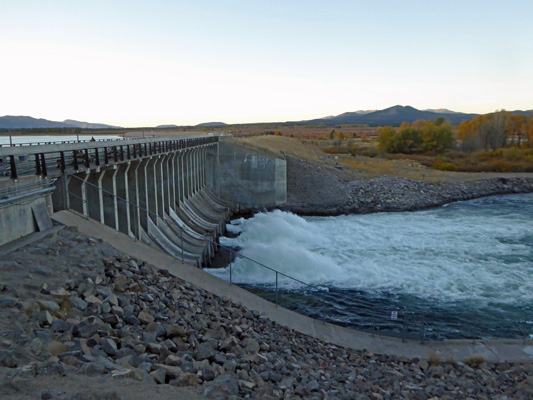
[
  {"left": 63, "top": 119, "right": 121, "bottom": 129},
  {"left": 0, "top": 116, "right": 76, "bottom": 129},
  {"left": 196, "top": 122, "right": 227, "bottom": 127},
  {"left": 303, "top": 105, "right": 479, "bottom": 126},
  {"left": 0, "top": 116, "right": 121, "bottom": 129}
]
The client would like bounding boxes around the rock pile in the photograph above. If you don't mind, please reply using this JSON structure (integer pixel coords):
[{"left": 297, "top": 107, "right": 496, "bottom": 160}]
[
  {"left": 282, "top": 156, "right": 533, "bottom": 215},
  {"left": 1, "top": 228, "right": 532, "bottom": 399}
]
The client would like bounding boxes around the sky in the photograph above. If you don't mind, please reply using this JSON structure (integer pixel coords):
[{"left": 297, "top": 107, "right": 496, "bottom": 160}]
[{"left": 1, "top": 0, "right": 532, "bottom": 127}]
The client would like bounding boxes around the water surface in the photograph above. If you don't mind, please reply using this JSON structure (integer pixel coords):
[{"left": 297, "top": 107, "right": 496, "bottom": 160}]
[{"left": 207, "top": 194, "right": 533, "bottom": 339}]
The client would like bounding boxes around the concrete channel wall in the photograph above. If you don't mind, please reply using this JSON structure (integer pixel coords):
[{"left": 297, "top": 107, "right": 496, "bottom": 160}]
[
  {"left": 0, "top": 136, "right": 287, "bottom": 264},
  {"left": 218, "top": 140, "right": 286, "bottom": 212},
  {"left": 61, "top": 141, "right": 231, "bottom": 267},
  {"left": 0, "top": 176, "right": 54, "bottom": 245}
]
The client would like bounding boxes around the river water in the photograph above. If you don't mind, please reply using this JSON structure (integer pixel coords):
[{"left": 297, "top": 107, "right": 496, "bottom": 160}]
[{"left": 207, "top": 194, "right": 533, "bottom": 340}]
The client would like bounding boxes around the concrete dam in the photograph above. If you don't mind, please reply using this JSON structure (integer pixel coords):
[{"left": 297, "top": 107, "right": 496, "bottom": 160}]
[
  {"left": 2, "top": 135, "right": 532, "bottom": 363},
  {"left": 0, "top": 135, "right": 287, "bottom": 267}
]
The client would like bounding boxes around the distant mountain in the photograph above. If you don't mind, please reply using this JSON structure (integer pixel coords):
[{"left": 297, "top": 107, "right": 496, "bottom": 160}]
[
  {"left": 511, "top": 110, "right": 533, "bottom": 117},
  {"left": 353, "top": 109, "right": 378, "bottom": 115},
  {"left": 424, "top": 108, "right": 462, "bottom": 114},
  {"left": 195, "top": 122, "right": 227, "bottom": 127},
  {"left": 0, "top": 115, "right": 120, "bottom": 129},
  {"left": 63, "top": 119, "right": 121, "bottom": 129},
  {"left": 0, "top": 116, "right": 75, "bottom": 129},
  {"left": 156, "top": 124, "right": 182, "bottom": 129},
  {"left": 302, "top": 105, "right": 479, "bottom": 126}
]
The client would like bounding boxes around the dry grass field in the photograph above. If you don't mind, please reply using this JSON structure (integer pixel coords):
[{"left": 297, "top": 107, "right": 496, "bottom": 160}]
[{"left": 230, "top": 134, "right": 533, "bottom": 183}]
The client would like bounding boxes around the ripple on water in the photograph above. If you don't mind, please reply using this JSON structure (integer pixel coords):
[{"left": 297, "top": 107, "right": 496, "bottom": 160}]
[{"left": 207, "top": 193, "right": 533, "bottom": 339}]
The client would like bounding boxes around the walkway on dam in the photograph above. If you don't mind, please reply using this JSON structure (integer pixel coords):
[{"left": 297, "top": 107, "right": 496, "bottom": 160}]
[{"left": 52, "top": 210, "right": 533, "bottom": 363}]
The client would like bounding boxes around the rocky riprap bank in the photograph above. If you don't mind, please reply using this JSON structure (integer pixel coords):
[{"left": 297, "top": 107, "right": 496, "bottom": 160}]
[
  {"left": 281, "top": 156, "right": 533, "bottom": 216},
  {"left": 1, "top": 228, "right": 533, "bottom": 399}
]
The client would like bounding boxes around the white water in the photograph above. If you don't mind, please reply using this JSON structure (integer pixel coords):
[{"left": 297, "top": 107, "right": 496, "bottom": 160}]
[{"left": 208, "top": 194, "right": 533, "bottom": 307}]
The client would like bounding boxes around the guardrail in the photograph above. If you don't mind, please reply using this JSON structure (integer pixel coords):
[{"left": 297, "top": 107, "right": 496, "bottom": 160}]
[
  {"left": 0, "top": 135, "right": 156, "bottom": 148},
  {"left": 64, "top": 172, "right": 445, "bottom": 342},
  {"left": 0, "top": 136, "right": 218, "bottom": 179},
  {"left": 0, "top": 179, "right": 56, "bottom": 207},
  {"left": 62, "top": 172, "right": 533, "bottom": 342}
]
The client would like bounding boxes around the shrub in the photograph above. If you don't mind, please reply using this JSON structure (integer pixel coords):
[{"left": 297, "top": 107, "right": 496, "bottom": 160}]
[
  {"left": 464, "top": 355, "right": 487, "bottom": 368},
  {"left": 432, "top": 157, "right": 458, "bottom": 171}
]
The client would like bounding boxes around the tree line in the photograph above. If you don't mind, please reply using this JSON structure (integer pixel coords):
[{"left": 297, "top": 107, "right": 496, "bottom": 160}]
[
  {"left": 457, "top": 111, "right": 532, "bottom": 152},
  {"left": 378, "top": 112, "right": 533, "bottom": 154},
  {"left": 377, "top": 117, "right": 454, "bottom": 154}
]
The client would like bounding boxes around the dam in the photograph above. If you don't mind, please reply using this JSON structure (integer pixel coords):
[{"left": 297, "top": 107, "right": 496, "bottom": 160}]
[
  {"left": 1, "top": 135, "right": 532, "bottom": 363},
  {"left": 0, "top": 135, "right": 287, "bottom": 263}
]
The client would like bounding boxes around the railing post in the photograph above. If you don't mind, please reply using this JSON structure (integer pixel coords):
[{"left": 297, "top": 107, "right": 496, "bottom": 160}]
[
  {"left": 321, "top": 293, "right": 326, "bottom": 324},
  {"left": 402, "top": 311, "right": 407, "bottom": 342},
  {"left": 419, "top": 318, "right": 426, "bottom": 344},
  {"left": 35, "top": 154, "right": 41, "bottom": 175},
  {"left": 371, "top": 308, "right": 376, "bottom": 336},
  {"left": 275, "top": 271, "right": 278, "bottom": 307},
  {"left": 60, "top": 151, "right": 66, "bottom": 172},
  {"left": 73, "top": 151, "right": 79, "bottom": 170},
  {"left": 180, "top": 227, "right": 184, "bottom": 264},
  {"left": 229, "top": 252, "right": 232, "bottom": 286},
  {"left": 40, "top": 153, "right": 47, "bottom": 176}
]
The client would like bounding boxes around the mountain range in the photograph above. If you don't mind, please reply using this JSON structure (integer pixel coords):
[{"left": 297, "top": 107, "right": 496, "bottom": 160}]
[
  {"left": 299, "top": 105, "right": 533, "bottom": 126},
  {"left": 1, "top": 106, "right": 532, "bottom": 129},
  {"left": 0, "top": 116, "right": 121, "bottom": 129},
  {"left": 299, "top": 105, "right": 480, "bottom": 126}
]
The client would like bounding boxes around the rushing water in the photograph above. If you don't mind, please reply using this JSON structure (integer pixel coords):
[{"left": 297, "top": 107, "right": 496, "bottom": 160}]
[{"left": 207, "top": 194, "right": 533, "bottom": 339}]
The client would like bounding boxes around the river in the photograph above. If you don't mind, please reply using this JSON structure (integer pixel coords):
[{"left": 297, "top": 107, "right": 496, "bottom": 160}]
[{"left": 207, "top": 193, "right": 533, "bottom": 340}]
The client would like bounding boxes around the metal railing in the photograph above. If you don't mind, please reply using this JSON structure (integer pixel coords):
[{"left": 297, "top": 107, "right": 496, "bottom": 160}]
[
  {"left": 0, "top": 136, "right": 150, "bottom": 148},
  {"left": 0, "top": 179, "right": 56, "bottom": 208},
  {"left": 63, "top": 172, "right": 533, "bottom": 343},
  {"left": 63, "top": 172, "right": 439, "bottom": 342},
  {"left": 0, "top": 136, "right": 218, "bottom": 179}
]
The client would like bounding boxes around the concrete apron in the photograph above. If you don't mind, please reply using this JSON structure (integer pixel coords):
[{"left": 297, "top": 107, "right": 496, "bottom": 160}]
[{"left": 52, "top": 210, "right": 533, "bottom": 363}]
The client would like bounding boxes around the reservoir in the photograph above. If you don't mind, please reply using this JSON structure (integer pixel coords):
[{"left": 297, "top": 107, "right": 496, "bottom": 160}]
[{"left": 207, "top": 193, "right": 533, "bottom": 340}]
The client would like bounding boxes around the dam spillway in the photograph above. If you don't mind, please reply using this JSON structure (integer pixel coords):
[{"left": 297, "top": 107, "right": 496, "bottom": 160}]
[{"left": 0, "top": 135, "right": 287, "bottom": 266}]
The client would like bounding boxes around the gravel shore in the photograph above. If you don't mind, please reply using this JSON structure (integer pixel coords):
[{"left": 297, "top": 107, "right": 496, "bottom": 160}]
[
  {"left": 1, "top": 227, "right": 533, "bottom": 399},
  {"left": 280, "top": 156, "right": 533, "bottom": 216}
]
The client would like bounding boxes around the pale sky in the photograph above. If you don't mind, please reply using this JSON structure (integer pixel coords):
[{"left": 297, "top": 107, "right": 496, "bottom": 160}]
[{"left": 1, "top": 0, "right": 532, "bottom": 127}]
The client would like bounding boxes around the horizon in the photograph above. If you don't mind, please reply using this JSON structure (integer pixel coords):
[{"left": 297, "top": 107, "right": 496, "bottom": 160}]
[
  {"left": 1, "top": 1, "right": 532, "bottom": 127},
  {"left": 1, "top": 104, "right": 531, "bottom": 129}
]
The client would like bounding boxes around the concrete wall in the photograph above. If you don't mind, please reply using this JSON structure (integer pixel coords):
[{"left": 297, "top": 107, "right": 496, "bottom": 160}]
[
  {"left": 0, "top": 176, "right": 53, "bottom": 245},
  {"left": 0, "top": 137, "right": 287, "bottom": 251},
  {"left": 218, "top": 141, "right": 286, "bottom": 212},
  {"left": 59, "top": 142, "right": 230, "bottom": 266}
]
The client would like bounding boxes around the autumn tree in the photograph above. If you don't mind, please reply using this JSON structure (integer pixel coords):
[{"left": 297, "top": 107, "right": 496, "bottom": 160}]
[
  {"left": 378, "top": 120, "right": 453, "bottom": 154},
  {"left": 508, "top": 114, "right": 528, "bottom": 146},
  {"left": 529, "top": 118, "right": 533, "bottom": 147},
  {"left": 330, "top": 130, "right": 345, "bottom": 146},
  {"left": 457, "top": 111, "right": 512, "bottom": 152},
  {"left": 377, "top": 126, "right": 397, "bottom": 152},
  {"left": 420, "top": 120, "right": 454, "bottom": 153}
]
